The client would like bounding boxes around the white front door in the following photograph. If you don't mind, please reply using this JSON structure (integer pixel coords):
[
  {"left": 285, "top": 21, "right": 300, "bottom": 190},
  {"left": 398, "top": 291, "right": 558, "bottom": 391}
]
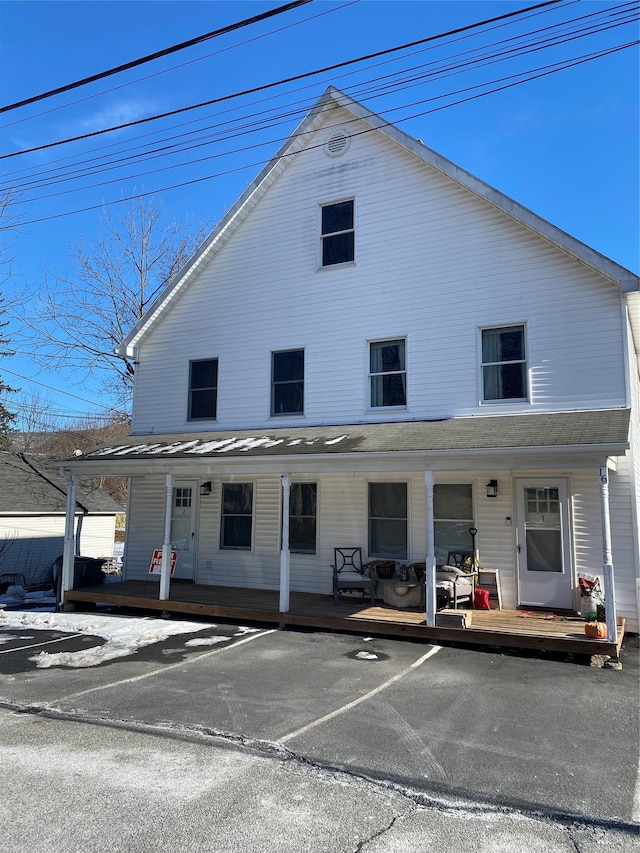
[
  {"left": 170, "top": 482, "right": 197, "bottom": 580},
  {"left": 516, "top": 479, "right": 573, "bottom": 609}
]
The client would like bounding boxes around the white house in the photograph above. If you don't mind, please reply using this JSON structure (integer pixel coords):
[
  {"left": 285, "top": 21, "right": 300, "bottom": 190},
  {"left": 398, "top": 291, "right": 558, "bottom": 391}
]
[
  {"left": 62, "top": 87, "right": 640, "bottom": 636},
  {"left": 0, "top": 452, "right": 121, "bottom": 587}
]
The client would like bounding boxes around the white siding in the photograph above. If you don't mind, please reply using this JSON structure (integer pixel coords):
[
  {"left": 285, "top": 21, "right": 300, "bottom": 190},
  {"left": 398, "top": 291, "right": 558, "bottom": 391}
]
[
  {"left": 131, "top": 107, "right": 627, "bottom": 434},
  {"left": 0, "top": 514, "right": 116, "bottom": 586}
]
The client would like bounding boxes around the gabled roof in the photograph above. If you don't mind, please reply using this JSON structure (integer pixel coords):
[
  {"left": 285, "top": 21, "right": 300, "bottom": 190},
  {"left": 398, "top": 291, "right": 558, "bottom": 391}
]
[
  {"left": 0, "top": 453, "right": 122, "bottom": 514},
  {"left": 117, "top": 86, "right": 639, "bottom": 357}
]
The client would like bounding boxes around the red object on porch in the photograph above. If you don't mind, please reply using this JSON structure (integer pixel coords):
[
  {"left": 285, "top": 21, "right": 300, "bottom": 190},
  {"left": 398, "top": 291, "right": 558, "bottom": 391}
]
[{"left": 474, "top": 588, "right": 490, "bottom": 610}]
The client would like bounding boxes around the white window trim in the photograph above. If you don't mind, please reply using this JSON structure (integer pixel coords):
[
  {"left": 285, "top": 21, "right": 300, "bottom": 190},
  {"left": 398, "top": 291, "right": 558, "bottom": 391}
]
[
  {"left": 366, "top": 336, "right": 408, "bottom": 411},
  {"left": 186, "top": 357, "right": 219, "bottom": 423},
  {"left": 287, "top": 479, "right": 319, "bottom": 556},
  {"left": 318, "top": 197, "right": 356, "bottom": 270},
  {"left": 477, "top": 323, "right": 530, "bottom": 406},
  {"left": 366, "top": 478, "right": 410, "bottom": 562},
  {"left": 219, "top": 480, "right": 255, "bottom": 552},
  {"left": 270, "top": 347, "right": 306, "bottom": 419}
]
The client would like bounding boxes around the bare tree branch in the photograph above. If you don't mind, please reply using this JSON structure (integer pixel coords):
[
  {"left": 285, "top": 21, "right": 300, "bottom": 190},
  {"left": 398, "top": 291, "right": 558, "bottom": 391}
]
[{"left": 11, "top": 198, "right": 209, "bottom": 408}]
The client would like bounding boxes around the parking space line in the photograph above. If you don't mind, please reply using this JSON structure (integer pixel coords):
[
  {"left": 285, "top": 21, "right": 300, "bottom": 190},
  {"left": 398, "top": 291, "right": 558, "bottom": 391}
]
[
  {"left": 55, "top": 628, "right": 277, "bottom": 703},
  {"left": 281, "top": 645, "right": 441, "bottom": 743},
  {"left": 0, "top": 633, "right": 84, "bottom": 655}
]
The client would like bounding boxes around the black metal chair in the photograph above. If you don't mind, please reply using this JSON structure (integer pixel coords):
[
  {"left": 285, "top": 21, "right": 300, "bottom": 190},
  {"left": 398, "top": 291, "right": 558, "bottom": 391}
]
[
  {"left": 0, "top": 573, "right": 27, "bottom": 594},
  {"left": 331, "top": 547, "right": 375, "bottom": 605}
]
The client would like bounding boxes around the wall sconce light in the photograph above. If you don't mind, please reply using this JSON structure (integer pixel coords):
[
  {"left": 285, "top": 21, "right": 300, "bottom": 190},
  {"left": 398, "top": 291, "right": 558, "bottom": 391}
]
[
  {"left": 486, "top": 480, "right": 498, "bottom": 498},
  {"left": 200, "top": 481, "right": 212, "bottom": 496}
]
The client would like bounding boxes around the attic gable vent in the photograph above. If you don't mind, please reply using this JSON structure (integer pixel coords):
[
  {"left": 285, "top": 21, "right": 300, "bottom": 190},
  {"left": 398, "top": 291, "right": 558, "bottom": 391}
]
[{"left": 325, "top": 130, "right": 350, "bottom": 158}]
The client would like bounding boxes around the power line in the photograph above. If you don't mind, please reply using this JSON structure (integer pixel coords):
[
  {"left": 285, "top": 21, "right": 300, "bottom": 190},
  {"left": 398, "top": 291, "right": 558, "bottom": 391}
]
[
  {"left": 12, "top": 38, "right": 637, "bottom": 226},
  {"left": 0, "top": 0, "right": 567, "bottom": 185},
  {"left": 2, "top": 367, "right": 118, "bottom": 411},
  {"left": 0, "top": 0, "right": 314, "bottom": 115},
  {"left": 0, "top": 0, "right": 565, "bottom": 161},
  {"left": 0, "top": 1, "right": 358, "bottom": 133},
  {"left": 7, "top": 4, "right": 636, "bottom": 201}
]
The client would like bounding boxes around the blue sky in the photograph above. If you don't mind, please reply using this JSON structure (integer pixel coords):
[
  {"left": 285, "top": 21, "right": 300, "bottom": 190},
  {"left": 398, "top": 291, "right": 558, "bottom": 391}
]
[{"left": 0, "top": 0, "right": 638, "bottom": 425}]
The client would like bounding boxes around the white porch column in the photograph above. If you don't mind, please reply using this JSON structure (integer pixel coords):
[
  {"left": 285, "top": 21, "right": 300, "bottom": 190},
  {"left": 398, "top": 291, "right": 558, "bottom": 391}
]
[
  {"left": 160, "top": 473, "right": 174, "bottom": 601},
  {"left": 598, "top": 465, "right": 617, "bottom": 643},
  {"left": 424, "top": 470, "right": 436, "bottom": 627},
  {"left": 279, "top": 473, "right": 291, "bottom": 613},
  {"left": 60, "top": 472, "right": 78, "bottom": 607}
]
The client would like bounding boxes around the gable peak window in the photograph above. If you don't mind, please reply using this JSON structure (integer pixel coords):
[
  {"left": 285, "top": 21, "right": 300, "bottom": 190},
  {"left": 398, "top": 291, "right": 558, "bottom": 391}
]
[
  {"left": 189, "top": 358, "right": 218, "bottom": 420},
  {"left": 370, "top": 339, "right": 406, "bottom": 408},
  {"left": 481, "top": 325, "right": 528, "bottom": 402},
  {"left": 321, "top": 199, "right": 354, "bottom": 267},
  {"left": 272, "top": 349, "right": 304, "bottom": 416}
]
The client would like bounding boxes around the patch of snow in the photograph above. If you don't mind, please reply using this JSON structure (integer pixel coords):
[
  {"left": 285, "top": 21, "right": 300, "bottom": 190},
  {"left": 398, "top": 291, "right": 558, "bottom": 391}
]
[
  {"left": 0, "top": 611, "right": 213, "bottom": 669},
  {"left": 324, "top": 435, "right": 347, "bottom": 445},
  {"left": 355, "top": 651, "right": 379, "bottom": 661},
  {"left": 185, "top": 636, "right": 229, "bottom": 647}
]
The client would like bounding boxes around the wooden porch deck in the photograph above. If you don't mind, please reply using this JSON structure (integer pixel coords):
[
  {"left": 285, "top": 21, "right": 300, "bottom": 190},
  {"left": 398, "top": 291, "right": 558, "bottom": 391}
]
[{"left": 64, "top": 580, "right": 626, "bottom": 658}]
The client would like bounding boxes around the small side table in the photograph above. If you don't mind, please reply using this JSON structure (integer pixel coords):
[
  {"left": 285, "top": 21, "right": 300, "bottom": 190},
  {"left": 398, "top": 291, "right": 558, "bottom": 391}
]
[{"left": 377, "top": 577, "right": 424, "bottom": 609}]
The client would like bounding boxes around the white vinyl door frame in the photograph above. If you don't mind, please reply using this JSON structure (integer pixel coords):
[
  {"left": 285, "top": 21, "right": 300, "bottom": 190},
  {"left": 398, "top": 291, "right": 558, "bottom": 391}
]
[
  {"left": 515, "top": 477, "right": 574, "bottom": 610},
  {"left": 170, "top": 480, "right": 198, "bottom": 580}
]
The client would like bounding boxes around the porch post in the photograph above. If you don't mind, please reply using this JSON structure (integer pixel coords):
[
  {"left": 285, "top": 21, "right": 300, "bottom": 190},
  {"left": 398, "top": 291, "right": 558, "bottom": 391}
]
[
  {"left": 598, "top": 465, "right": 617, "bottom": 643},
  {"left": 60, "top": 471, "right": 78, "bottom": 607},
  {"left": 424, "top": 470, "right": 436, "bottom": 627},
  {"left": 279, "top": 473, "right": 291, "bottom": 613},
  {"left": 160, "top": 473, "right": 173, "bottom": 601}
]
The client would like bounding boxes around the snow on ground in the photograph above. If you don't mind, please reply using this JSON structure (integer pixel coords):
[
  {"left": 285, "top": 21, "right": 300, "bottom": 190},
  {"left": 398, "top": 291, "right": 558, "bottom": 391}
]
[{"left": 0, "top": 610, "right": 261, "bottom": 669}]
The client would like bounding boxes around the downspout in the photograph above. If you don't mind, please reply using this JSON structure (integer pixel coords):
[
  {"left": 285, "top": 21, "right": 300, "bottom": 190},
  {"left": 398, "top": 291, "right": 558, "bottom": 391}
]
[
  {"left": 424, "top": 470, "right": 436, "bottom": 627},
  {"left": 599, "top": 464, "right": 617, "bottom": 643},
  {"left": 279, "top": 473, "right": 291, "bottom": 614}
]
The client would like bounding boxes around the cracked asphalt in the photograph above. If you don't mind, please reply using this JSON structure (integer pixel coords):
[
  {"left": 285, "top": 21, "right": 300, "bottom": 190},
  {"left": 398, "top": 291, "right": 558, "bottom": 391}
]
[{"left": 0, "top": 616, "right": 638, "bottom": 852}]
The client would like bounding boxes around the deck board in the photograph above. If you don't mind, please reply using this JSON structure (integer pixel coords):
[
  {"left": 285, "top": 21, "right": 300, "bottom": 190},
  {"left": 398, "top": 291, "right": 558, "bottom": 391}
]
[{"left": 64, "top": 580, "right": 625, "bottom": 657}]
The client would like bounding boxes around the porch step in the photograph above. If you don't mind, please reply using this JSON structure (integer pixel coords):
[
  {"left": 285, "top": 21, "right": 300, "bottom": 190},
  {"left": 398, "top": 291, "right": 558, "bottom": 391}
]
[
  {"left": 478, "top": 568, "right": 502, "bottom": 610},
  {"left": 436, "top": 609, "right": 473, "bottom": 629}
]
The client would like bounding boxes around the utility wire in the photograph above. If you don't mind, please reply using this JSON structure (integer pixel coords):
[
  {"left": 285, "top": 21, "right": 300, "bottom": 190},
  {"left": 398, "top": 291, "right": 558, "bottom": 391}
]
[
  {"left": 6, "top": 9, "right": 637, "bottom": 202},
  {"left": 15, "top": 38, "right": 636, "bottom": 227},
  {"left": 2, "top": 368, "right": 118, "bottom": 410},
  {"left": 0, "top": 0, "right": 565, "bottom": 161},
  {"left": 0, "top": 0, "right": 314, "bottom": 115},
  {"left": 0, "top": 0, "right": 570, "bottom": 183},
  {"left": 0, "top": 1, "right": 358, "bottom": 132}
]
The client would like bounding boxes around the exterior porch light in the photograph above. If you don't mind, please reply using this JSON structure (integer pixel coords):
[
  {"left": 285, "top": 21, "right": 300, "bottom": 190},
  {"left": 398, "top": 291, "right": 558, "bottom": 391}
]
[
  {"left": 200, "top": 481, "right": 212, "bottom": 496},
  {"left": 486, "top": 480, "right": 498, "bottom": 498}
]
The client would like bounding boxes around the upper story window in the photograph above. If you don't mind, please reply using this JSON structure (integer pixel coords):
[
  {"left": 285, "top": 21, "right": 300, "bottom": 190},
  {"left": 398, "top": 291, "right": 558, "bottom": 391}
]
[
  {"left": 370, "top": 339, "right": 406, "bottom": 407},
  {"left": 188, "top": 358, "right": 218, "bottom": 420},
  {"left": 321, "top": 200, "right": 354, "bottom": 266},
  {"left": 481, "top": 325, "right": 528, "bottom": 402},
  {"left": 272, "top": 349, "right": 304, "bottom": 416}
]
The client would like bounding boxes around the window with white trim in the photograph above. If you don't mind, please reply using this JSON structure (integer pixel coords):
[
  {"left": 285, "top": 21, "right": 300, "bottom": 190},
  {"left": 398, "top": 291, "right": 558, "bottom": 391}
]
[
  {"left": 289, "top": 482, "right": 317, "bottom": 554},
  {"left": 434, "top": 484, "right": 474, "bottom": 565},
  {"left": 321, "top": 200, "right": 354, "bottom": 266},
  {"left": 220, "top": 483, "right": 253, "bottom": 550},
  {"left": 481, "top": 325, "right": 528, "bottom": 402},
  {"left": 271, "top": 349, "right": 304, "bottom": 415},
  {"left": 370, "top": 339, "right": 406, "bottom": 407},
  {"left": 368, "top": 482, "right": 407, "bottom": 559},
  {"left": 188, "top": 359, "right": 218, "bottom": 420}
]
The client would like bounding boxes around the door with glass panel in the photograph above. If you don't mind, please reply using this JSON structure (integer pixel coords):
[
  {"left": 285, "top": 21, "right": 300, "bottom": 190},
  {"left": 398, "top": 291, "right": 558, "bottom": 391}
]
[
  {"left": 170, "top": 481, "right": 197, "bottom": 580},
  {"left": 516, "top": 479, "right": 572, "bottom": 609}
]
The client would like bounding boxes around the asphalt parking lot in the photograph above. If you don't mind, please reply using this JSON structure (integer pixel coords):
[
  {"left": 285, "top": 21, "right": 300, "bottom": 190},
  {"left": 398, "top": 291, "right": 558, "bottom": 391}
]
[{"left": 1, "top": 611, "right": 638, "bottom": 832}]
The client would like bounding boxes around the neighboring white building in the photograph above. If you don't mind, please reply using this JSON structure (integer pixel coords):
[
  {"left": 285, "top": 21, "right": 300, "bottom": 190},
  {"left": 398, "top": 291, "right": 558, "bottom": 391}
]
[
  {"left": 64, "top": 87, "right": 640, "bottom": 632},
  {"left": 0, "top": 452, "right": 121, "bottom": 586}
]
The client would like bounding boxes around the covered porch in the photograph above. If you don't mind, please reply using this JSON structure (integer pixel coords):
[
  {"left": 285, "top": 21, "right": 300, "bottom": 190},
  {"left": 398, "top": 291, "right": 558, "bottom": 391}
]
[
  {"left": 58, "top": 410, "right": 634, "bottom": 653},
  {"left": 64, "top": 579, "right": 626, "bottom": 659}
]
